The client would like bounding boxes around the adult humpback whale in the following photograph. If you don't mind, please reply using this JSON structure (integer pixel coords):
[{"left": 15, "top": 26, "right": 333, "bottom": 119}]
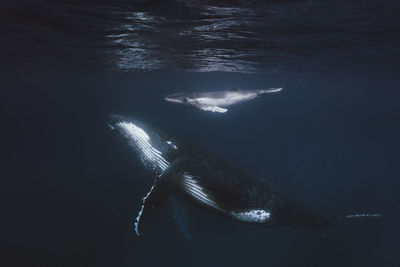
[
  {"left": 165, "top": 88, "right": 282, "bottom": 113},
  {"left": 109, "top": 115, "right": 380, "bottom": 238}
]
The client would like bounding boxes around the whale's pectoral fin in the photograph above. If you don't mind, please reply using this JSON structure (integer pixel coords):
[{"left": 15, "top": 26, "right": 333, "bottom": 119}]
[
  {"left": 186, "top": 99, "right": 227, "bottom": 113},
  {"left": 181, "top": 173, "right": 221, "bottom": 211},
  {"left": 169, "top": 194, "right": 192, "bottom": 240},
  {"left": 194, "top": 103, "right": 228, "bottom": 113},
  {"left": 134, "top": 175, "right": 173, "bottom": 236}
]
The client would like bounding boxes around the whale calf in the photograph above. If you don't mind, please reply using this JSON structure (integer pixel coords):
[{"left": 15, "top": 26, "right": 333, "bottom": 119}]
[
  {"left": 165, "top": 87, "right": 282, "bottom": 113},
  {"left": 109, "top": 115, "right": 380, "bottom": 238}
]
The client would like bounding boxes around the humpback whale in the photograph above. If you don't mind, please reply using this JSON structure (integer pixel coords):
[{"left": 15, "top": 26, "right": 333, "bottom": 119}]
[
  {"left": 109, "top": 115, "right": 380, "bottom": 238},
  {"left": 164, "top": 88, "right": 282, "bottom": 113}
]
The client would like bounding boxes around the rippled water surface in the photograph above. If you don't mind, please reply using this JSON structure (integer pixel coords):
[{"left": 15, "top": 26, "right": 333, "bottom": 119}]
[{"left": 1, "top": 0, "right": 399, "bottom": 72}]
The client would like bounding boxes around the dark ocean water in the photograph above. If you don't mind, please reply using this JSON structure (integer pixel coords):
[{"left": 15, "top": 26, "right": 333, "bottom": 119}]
[{"left": 1, "top": 1, "right": 400, "bottom": 267}]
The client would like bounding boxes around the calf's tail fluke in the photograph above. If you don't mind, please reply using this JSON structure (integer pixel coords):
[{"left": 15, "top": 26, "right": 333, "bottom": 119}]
[{"left": 258, "top": 87, "right": 283, "bottom": 95}]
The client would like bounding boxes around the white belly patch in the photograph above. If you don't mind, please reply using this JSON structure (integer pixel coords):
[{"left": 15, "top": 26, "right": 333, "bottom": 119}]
[{"left": 231, "top": 209, "right": 271, "bottom": 223}]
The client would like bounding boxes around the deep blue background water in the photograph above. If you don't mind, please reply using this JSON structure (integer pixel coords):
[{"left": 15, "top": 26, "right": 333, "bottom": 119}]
[
  {"left": 2, "top": 69, "right": 399, "bottom": 267},
  {"left": 1, "top": 0, "right": 400, "bottom": 266}
]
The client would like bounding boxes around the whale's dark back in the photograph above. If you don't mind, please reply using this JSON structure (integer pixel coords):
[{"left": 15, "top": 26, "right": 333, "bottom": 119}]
[{"left": 170, "top": 142, "right": 323, "bottom": 228}]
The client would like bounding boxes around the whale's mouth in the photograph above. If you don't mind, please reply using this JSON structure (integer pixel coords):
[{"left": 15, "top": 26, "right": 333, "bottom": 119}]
[
  {"left": 164, "top": 96, "right": 177, "bottom": 102},
  {"left": 164, "top": 95, "right": 182, "bottom": 103}
]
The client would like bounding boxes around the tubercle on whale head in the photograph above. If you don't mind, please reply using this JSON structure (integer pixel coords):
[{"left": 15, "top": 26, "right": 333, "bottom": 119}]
[
  {"left": 108, "top": 114, "right": 155, "bottom": 137},
  {"left": 108, "top": 113, "right": 125, "bottom": 130}
]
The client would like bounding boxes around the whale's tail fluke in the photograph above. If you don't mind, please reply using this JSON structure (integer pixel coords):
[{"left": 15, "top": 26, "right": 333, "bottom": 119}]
[
  {"left": 316, "top": 212, "right": 381, "bottom": 230},
  {"left": 337, "top": 212, "right": 382, "bottom": 221},
  {"left": 258, "top": 87, "right": 283, "bottom": 95}
]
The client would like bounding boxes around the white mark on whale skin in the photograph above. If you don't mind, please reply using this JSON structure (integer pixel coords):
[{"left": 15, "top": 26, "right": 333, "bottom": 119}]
[
  {"left": 231, "top": 209, "right": 271, "bottom": 223},
  {"left": 116, "top": 121, "right": 170, "bottom": 173}
]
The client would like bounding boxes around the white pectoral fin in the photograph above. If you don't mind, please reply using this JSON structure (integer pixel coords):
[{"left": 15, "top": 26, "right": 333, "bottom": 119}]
[
  {"left": 134, "top": 176, "right": 172, "bottom": 236},
  {"left": 182, "top": 174, "right": 220, "bottom": 210},
  {"left": 197, "top": 104, "right": 228, "bottom": 113}
]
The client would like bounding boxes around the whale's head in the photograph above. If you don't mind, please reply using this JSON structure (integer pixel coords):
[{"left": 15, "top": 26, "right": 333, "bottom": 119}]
[
  {"left": 108, "top": 114, "right": 181, "bottom": 176},
  {"left": 164, "top": 93, "right": 190, "bottom": 105}
]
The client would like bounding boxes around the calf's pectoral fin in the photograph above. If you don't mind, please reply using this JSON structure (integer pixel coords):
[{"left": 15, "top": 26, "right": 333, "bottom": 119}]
[{"left": 195, "top": 103, "right": 228, "bottom": 113}]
